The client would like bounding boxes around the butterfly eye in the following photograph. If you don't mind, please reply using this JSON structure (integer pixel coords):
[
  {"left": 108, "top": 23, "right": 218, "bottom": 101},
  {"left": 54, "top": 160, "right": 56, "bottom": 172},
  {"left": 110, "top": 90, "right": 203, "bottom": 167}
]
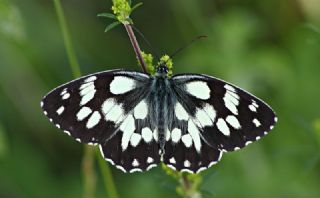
[{"left": 156, "top": 65, "right": 168, "bottom": 74}]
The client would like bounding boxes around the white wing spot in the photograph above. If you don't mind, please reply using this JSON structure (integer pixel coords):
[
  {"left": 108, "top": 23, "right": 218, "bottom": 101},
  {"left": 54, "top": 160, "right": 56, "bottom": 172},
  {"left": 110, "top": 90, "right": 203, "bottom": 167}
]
[
  {"left": 147, "top": 164, "right": 157, "bottom": 171},
  {"left": 56, "top": 106, "right": 65, "bottom": 115},
  {"left": 79, "top": 81, "right": 96, "bottom": 106},
  {"left": 217, "top": 118, "right": 230, "bottom": 136},
  {"left": 86, "top": 111, "right": 101, "bottom": 129},
  {"left": 195, "top": 108, "right": 213, "bottom": 127},
  {"left": 55, "top": 124, "right": 60, "bottom": 129},
  {"left": 147, "top": 157, "right": 154, "bottom": 164},
  {"left": 224, "top": 84, "right": 236, "bottom": 92},
  {"left": 171, "top": 128, "right": 181, "bottom": 143},
  {"left": 249, "top": 104, "right": 257, "bottom": 112},
  {"left": 116, "top": 165, "right": 126, "bottom": 173},
  {"left": 186, "top": 81, "right": 211, "bottom": 100},
  {"left": 253, "top": 118, "right": 261, "bottom": 127},
  {"left": 62, "top": 93, "right": 70, "bottom": 100},
  {"left": 132, "top": 159, "right": 139, "bottom": 167},
  {"left": 252, "top": 100, "right": 259, "bottom": 108},
  {"left": 80, "top": 83, "right": 95, "bottom": 96},
  {"left": 130, "top": 133, "right": 142, "bottom": 147},
  {"left": 84, "top": 76, "right": 97, "bottom": 83},
  {"left": 196, "top": 167, "right": 207, "bottom": 173},
  {"left": 141, "top": 127, "right": 153, "bottom": 143},
  {"left": 102, "top": 98, "right": 115, "bottom": 115},
  {"left": 181, "top": 134, "right": 193, "bottom": 148},
  {"left": 166, "top": 129, "right": 171, "bottom": 141},
  {"left": 153, "top": 129, "right": 159, "bottom": 142},
  {"left": 184, "top": 160, "right": 191, "bottom": 167},
  {"left": 77, "top": 107, "right": 92, "bottom": 121},
  {"left": 60, "top": 88, "right": 67, "bottom": 96},
  {"left": 175, "top": 102, "right": 189, "bottom": 121},
  {"left": 223, "top": 90, "right": 239, "bottom": 115},
  {"left": 204, "top": 104, "right": 216, "bottom": 123},
  {"left": 245, "top": 141, "right": 252, "bottom": 146},
  {"left": 104, "top": 102, "right": 124, "bottom": 124},
  {"left": 169, "top": 157, "right": 176, "bottom": 164},
  {"left": 120, "top": 115, "right": 136, "bottom": 150},
  {"left": 133, "top": 100, "right": 148, "bottom": 119},
  {"left": 80, "top": 89, "right": 96, "bottom": 106},
  {"left": 80, "top": 81, "right": 93, "bottom": 90},
  {"left": 110, "top": 76, "right": 135, "bottom": 95},
  {"left": 226, "top": 115, "right": 241, "bottom": 129},
  {"left": 181, "top": 169, "right": 193, "bottom": 174},
  {"left": 187, "top": 120, "right": 202, "bottom": 153},
  {"left": 167, "top": 164, "right": 176, "bottom": 171}
]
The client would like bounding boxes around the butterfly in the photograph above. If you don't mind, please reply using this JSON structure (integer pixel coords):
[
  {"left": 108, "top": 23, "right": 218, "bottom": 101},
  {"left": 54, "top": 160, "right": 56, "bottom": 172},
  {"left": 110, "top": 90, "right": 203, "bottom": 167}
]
[{"left": 41, "top": 62, "right": 277, "bottom": 173}]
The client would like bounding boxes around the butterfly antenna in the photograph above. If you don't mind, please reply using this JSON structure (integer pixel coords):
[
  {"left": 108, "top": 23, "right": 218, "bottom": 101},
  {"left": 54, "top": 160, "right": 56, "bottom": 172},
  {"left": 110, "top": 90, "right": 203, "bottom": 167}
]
[
  {"left": 131, "top": 25, "right": 160, "bottom": 60},
  {"left": 170, "top": 35, "right": 207, "bottom": 58}
]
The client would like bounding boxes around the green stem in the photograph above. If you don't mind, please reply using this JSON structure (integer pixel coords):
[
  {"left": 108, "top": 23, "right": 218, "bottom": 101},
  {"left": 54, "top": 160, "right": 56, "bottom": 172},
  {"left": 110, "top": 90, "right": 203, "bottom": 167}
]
[
  {"left": 53, "top": 0, "right": 81, "bottom": 78},
  {"left": 54, "top": 1, "right": 118, "bottom": 198}
]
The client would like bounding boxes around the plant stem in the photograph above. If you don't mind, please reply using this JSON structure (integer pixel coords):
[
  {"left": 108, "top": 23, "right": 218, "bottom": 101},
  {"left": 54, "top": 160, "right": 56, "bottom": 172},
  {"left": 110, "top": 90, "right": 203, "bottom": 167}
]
[
  {"left": 96, "top": 148, "right": 119, "bottom": 198},
  {"left": 82, "top": 145, "right": 96, "bottom": 198},
  {"left": 54, "top": 1, "right": 118, "bottom": 198},
  {"left": 53, "top": 0, "right": 81, "bottom": 78},
  {"left": 124, "top": 24, "right": 148, "bottom": 73}
]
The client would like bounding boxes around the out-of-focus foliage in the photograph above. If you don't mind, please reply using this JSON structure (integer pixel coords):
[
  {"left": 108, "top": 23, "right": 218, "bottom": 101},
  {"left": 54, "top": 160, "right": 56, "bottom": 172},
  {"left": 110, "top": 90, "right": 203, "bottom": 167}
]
[{"left": 0, "top": 0, "right": 320, "bottom": 197}]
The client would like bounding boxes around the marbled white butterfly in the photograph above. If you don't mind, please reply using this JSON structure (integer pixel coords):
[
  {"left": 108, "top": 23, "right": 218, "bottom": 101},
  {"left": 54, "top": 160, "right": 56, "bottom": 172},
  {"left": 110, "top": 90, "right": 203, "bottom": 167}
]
[{"left": 41, "top": 61, "right": 277, "bottom": 173}]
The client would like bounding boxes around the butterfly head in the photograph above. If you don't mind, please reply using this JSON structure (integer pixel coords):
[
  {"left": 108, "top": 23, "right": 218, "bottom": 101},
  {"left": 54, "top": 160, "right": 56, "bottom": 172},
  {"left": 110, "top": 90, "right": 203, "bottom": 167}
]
[
  {"left": 155, "top": 55, "right": 173, "bottom": 77},
  {"left": 156, "top": 64, "right": 169, "bottom": 77}
]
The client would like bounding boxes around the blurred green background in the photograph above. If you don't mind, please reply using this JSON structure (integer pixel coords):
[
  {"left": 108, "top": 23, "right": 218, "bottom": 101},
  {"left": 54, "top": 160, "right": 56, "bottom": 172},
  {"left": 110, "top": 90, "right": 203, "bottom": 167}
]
[{"left": 1, "top": 0, "right": 320, "bottom": 197}]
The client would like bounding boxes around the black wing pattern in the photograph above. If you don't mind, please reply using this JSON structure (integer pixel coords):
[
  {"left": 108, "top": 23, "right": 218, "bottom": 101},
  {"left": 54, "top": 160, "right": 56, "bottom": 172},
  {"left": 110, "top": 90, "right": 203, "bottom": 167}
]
[
  {"left": 172, "top": 74, "right": 277, "bottom": 150},
  {"left": 41, "top": 70, "right": 160, "bottom": 172},
  {"left": 161, "top": 74, "right": 277, "bottom": 173},
  {"left": 41, "top": 70, "right": 277, "bottom": 174}
]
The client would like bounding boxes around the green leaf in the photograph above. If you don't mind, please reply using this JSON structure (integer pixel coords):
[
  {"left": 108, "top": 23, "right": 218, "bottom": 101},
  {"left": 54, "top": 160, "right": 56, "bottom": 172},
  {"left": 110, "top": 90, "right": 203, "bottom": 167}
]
[
  {"left": 97, "top": 13, "right": 117, "bottom": 19},
  {"left": 131, "top": 2, "right": 143, "bottom": 13},
  {"left": 104, "top": 21, "right": 121, "bottom": 32}
]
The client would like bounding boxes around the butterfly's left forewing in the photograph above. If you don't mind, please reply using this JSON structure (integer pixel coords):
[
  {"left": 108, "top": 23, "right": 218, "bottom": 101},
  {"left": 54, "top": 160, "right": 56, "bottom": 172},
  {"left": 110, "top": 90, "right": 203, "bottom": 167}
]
[{"left": 41, "top": 70, "right": 161, "bottom": 172}]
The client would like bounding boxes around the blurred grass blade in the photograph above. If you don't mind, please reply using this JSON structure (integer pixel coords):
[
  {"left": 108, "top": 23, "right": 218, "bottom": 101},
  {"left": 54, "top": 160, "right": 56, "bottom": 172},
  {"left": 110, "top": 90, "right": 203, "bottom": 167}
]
[
  {"left": 53, "top": 0, "right": 81, "bottom": 78},
  {"left": 97, "top": 13, "right": 117, "bottom": 19},
  {"left": 95, "top": 148, "right": 119, "bottom": 198},
  {"left": 105, "top": 21, "right": 121, "bottom": 32},
  {"left": 131, "top": 2, "right": 143, "bottom": 13},
  {"left": 0, "top": 123, "right": 9, "bottom": 160}
]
